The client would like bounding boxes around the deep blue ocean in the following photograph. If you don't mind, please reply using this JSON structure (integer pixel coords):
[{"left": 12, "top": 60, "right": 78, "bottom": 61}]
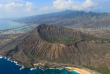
[{"left": 0, "top": 58, "right": 80, "bottom": 74}]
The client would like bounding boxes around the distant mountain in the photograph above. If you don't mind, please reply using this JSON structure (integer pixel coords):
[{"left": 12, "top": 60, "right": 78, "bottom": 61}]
[
  {"left": 1, "top": 24, "right": 110, "bottom": 74},
  {"left": 16, "top": 10, "right": 110, "bottom": 28}
]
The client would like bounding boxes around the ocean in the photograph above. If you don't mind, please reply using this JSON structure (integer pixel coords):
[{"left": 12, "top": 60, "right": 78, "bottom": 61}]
[
  {"left": 0, "top": 57, "right": 80, "bottom": 74},
  {"left": 0, "top": 20, "right": 26, "bottom": 30}
]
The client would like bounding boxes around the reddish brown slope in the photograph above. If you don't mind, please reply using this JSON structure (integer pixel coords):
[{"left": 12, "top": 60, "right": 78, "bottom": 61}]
[{"left": 0, "top": 24, "right": 110, "bottom": 69}]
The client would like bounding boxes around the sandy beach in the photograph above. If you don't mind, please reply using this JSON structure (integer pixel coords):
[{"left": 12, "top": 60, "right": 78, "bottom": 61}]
[{"left": 65, "top": 67, "right": 96, "bottom": 74}]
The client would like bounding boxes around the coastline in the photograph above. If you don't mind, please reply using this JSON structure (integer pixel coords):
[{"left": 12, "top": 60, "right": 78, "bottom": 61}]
[
  {"left": 65, "top": 67, "right": 100, "bottom": 74},
  {"left": 65, "top": 67, "right": 91, "bottom": 74},
  {"left": 0, "top": 55, "right": 25, "bottom": 70},
  {"left": 0, "top": 55, "right": 99, "bottom": 74},
  {"left": 34, "top": 63, "right": 92, "bottom": 74}
]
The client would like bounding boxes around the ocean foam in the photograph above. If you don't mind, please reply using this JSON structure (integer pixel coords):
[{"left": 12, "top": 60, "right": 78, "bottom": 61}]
[
  {"left": 20, "top": 66, "right": 25, "bottom": 70},
  {"left": 0, "top": 55, "right": 3, "bottom": 59},
  {"left": 30, "top": 67, "right": 37, "bottom": 71},
  {"left": 7, "top": 57, "right": 11, "bottom": 61},
  {"left": 56, "top": 68, "right": 63, "bottom": 70},
  {"left": 68, "top": 69, "right": 82, "bottom": 74},
  {"left": 1, "top": 56, "right": 25, "bottom": 71},
  {"left": 49, "top": 68, "right": 55, "bottom": 69},
  {"left": 49, "top": 67, "right": 63, "bottom": 70}
]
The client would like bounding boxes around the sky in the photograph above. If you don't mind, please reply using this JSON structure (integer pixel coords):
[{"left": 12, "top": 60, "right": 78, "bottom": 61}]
[{"left": 0, "top": 0, "right": 110, "bottom": 18}]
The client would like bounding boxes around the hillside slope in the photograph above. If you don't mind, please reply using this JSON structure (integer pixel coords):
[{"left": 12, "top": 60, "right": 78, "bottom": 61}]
[
  {"left": 16, "top": 10, "right": 110, "bottom": 28},
  {"left": 0, "top": 24, "right": 110, "bottom": 70}
]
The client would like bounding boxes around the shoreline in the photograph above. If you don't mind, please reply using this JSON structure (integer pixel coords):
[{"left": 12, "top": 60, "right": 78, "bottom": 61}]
[
  {"left": 65, "top": 67, "right": 100, "bottom": 74},
  {"left": 65, "top": 67, "right": 91, "bottom": 74},
  {"left": 0, "top": 55, "right": 25, "bottom": 70},
  {"left": 0, "top": 57, "right": 92, "bottom": 74},
  {"left": 34, "top": 63, "right": 91, "bottom": 74},
  {"left": 0, "top": 56, "right": 99, "bottom": 74}
]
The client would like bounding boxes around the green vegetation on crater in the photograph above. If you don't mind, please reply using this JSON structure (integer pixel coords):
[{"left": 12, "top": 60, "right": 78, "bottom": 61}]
[
  {"left": 85, "top": 38, "right": 110, "bottom": 44},
  {"left": 47, "top": 37, "right": 77, "bottom": 44},
  {"left": 46, "top": 37, "right": 110, "bottom": 45}
]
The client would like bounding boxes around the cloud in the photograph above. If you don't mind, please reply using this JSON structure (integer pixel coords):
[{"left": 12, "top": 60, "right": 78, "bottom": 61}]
[
  {"left": 53, "top": 0, "right": 97, "bottom": 10},
  {"left": 26, "top": 2, "right": 37, "bottom": 11},
  {"left": 0, "top": 0, "right": 24, "bottom": 3},
  {"left": 4, "top": 2, "right": 23, "bottom": 11},
  {"left": 0, "top": 0, "right": 99, "bottom": 18},
  {"left": 0, "top": 0, "right": 23, "bottom": 1},
  {"left": 0, "top": 2, "right": 36, "bottom": 11},
  {"left": 53, "top": 0, "right": 74, "bottom": 10},
  {"left": 81, "top": 0, "right": 97, "bottom": 9},
  {"left": 26, "top": 2, "right": 33, "bottom": 11},
  {"left": 40, "top": 0, "right": 98, "bottom": 15},
  {"left": 0, "top": 2, "right": 38, "bottom": 18}
]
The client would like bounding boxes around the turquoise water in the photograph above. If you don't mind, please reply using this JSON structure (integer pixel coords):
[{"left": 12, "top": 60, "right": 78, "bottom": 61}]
[
  {"left": 0, "top": 20, "right": 26, "bottom": 30},
  {"left": 0, "top": 58, "right": 80, "bottom": 74}
]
